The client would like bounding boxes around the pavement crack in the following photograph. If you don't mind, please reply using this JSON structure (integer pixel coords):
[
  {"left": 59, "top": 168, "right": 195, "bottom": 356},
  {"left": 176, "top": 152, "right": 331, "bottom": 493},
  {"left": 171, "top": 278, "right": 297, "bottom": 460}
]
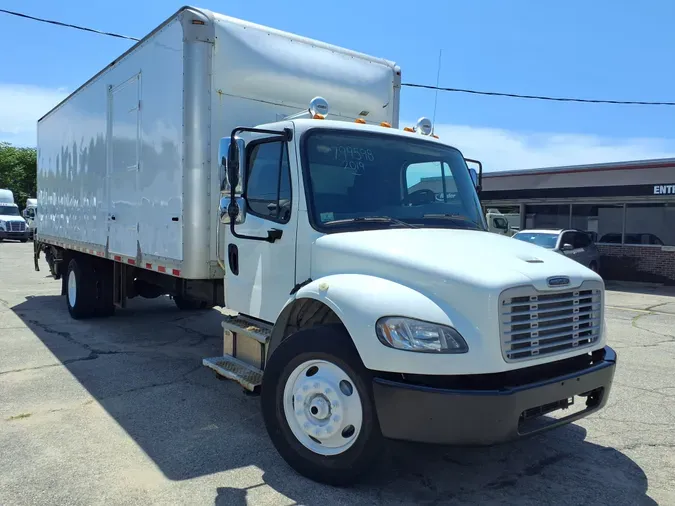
[
  {"left": 630, "top": 312, "right": 675, "bottom": 341},
  {"left": 96, "top": 365, "right": 203, "bottom": 402}
]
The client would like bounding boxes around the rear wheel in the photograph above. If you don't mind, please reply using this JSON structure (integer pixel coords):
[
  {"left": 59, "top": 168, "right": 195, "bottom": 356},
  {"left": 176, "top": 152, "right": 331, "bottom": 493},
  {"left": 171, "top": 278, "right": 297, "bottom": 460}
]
[
  {"left": 20, "top": 238, "right": 27, "bottom": 243},
  {"left": 261, "top": 325, "right": 383, "bottom": 486},
  {"left": 93, "top": 261, "right": 115, "bottom": 317},
  {"left": 66, "top": 258, "right": 97, "bottom": 319}
]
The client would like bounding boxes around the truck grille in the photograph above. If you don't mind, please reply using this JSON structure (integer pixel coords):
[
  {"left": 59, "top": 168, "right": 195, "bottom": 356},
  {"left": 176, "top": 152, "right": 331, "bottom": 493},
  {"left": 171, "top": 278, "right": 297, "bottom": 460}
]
[
  {"left": 9, "top": 221, "right": 25, "bottom": 232},
  {"left": 499, "top": 281, "right": 603, "bottom": 363}
]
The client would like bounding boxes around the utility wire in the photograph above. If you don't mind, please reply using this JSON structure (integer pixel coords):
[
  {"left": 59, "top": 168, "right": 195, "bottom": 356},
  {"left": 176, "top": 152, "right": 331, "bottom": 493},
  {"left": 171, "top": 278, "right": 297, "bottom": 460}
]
[
  {"left": 402, "top": 82, "right": 675, "bottom": 107},
  {"left": 2, "top": 8, "right": 674, "bottom": 107},
  {"left": 0, "top": 8, "right": 139, "bottom": 41}
]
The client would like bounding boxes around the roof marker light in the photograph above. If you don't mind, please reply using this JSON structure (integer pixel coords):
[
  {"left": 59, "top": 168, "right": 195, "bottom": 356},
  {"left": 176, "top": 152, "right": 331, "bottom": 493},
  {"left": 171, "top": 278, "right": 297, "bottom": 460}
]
[
  {"left": 309, "top": 96, "right": 329, "bottom": 118},
  {"left": 416, "top": 117, "right": 432, "bottom": 136},
  {"left": 355, "top": 118, "right": 367, "bottom": 124},
  {"left": 380, "top": 122, "right": 392, "bottom": 128},
  {"left": 403, "top": 127, "right": 415, "bottom": 132}
]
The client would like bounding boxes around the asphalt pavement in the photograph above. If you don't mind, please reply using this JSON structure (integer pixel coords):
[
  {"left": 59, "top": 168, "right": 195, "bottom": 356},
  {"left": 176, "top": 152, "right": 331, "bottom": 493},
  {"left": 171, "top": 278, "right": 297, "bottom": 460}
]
[{"left": 1, "top": 241, "right": 673, "bottom": 505}]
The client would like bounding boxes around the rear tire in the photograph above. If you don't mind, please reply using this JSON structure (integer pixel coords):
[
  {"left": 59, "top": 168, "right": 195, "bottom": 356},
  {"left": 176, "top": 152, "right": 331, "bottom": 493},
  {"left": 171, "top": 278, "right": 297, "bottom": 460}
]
[
  {"left": 173, "top": 296, "right": 208, "bottom": 311},
  {"left": 66, "top": 258, "right": 97, "bottom": 319},
  {"left": 93, "top": 261, "right": 115, "bottom": 317},
  {"left": 20, "top": 239, "right": 27, "bottom": 243},
  {"left": 261, "top": 325, "right": 383, "bottom": 486}
]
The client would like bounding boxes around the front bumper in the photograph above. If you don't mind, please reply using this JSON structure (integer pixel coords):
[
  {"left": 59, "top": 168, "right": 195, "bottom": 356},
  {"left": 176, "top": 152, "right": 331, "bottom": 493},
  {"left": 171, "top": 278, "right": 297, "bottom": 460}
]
[
  {"left": 0, "top": 230, "right": 30, "bottom": 240},
  {"left": 372, "top": 346, "right": 616, "bottom": 445}
]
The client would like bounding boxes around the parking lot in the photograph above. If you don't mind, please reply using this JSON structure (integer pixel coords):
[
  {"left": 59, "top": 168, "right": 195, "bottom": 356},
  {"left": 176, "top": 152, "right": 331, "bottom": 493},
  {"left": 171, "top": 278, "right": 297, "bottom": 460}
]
[{"left": 1, "top": 241, "right": 674, "bottom": 505}]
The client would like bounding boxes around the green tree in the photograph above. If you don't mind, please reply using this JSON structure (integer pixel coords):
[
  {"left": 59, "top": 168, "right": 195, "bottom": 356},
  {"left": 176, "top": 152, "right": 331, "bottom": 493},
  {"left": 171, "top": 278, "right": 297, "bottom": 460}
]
[{"left": 0, "top": 142, "right": 37, "bottom": 209}]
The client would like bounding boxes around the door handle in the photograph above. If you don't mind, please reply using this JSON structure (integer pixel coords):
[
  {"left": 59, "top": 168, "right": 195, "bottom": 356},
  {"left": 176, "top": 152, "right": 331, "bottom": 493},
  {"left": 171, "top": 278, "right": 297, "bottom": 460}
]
[
  {"left": 266, "top": 229, "right": 283, "bottom": 243},
  {"left": 110, "top": 216, "right": 116, "bottom": 221}
]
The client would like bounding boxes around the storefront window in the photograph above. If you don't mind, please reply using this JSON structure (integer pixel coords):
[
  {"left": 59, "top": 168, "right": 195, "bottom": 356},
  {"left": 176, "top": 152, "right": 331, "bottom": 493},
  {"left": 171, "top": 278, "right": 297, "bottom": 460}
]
[
  {"left": 572, "top": 204, "right": 624, "bottom": 244},
  {"left": 625, "top": 203, "right": 675, "bottom": 246},
  {"left": 524, "top": 204, "right": 570, "bottom": 230}
]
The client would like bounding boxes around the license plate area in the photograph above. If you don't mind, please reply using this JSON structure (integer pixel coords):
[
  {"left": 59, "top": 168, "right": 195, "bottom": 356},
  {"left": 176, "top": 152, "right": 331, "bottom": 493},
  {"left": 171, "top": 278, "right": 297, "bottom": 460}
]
[{"left": 518, "top": 387, "right": 604, "bottom": 434}]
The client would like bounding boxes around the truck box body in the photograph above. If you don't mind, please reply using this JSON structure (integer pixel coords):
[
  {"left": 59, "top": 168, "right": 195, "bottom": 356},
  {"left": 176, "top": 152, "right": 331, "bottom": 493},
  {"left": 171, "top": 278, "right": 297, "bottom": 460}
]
[{"left": 37, "top": 6, "right": 399, "bottom": 279}]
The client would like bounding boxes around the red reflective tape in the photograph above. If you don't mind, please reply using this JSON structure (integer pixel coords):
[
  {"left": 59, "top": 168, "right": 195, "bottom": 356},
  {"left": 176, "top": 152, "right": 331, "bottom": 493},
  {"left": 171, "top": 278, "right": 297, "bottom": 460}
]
[
  {"left": 127, "top": 259, "right": 135, "bottom": 265},
  {"left": 158, "top": 266, "right": 166, "bottom": 273},
  {"left": 172, "top": 269, "right": 180, "bottom": 276},
  {"left": 145, "top": 263, "right": 152, "bottom": 269},
  {"left": 114, "top": 255, "right": 121, "bottom": 262}
]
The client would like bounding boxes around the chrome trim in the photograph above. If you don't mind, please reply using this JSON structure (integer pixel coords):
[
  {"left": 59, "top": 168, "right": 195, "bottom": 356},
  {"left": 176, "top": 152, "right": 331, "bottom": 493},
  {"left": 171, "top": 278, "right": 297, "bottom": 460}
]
[{"left": 499, "top": 281, "right": 603, "bottom": 363}]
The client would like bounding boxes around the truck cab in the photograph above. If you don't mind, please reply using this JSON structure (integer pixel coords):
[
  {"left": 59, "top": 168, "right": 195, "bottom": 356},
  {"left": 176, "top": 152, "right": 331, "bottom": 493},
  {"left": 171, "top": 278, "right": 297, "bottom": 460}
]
[
  {"left": 0, "top": 191, "right": 30, "bottom": 242},
  {"left": 206, "top": 102, "right": 616, "bottom": 485},
  {"left": 23, "top": 198, "right": 37, "bottom": 240}
]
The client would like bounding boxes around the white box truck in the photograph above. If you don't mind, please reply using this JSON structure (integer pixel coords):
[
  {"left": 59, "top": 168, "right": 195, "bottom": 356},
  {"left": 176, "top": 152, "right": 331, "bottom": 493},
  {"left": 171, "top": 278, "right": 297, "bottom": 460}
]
[
  {"left": 0, "top": 189, "right": 30, "bottom": 242},
  {"left": 35, "top": 6, "right": 616, "bottom": 485}
]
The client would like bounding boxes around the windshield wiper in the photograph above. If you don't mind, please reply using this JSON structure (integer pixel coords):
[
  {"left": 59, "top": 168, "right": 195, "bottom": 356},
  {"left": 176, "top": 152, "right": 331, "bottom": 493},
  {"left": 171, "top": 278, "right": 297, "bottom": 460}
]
[
  {"left": 323, "top": 216, "right": 419, "bottom": 229},
  {"left": 422, "top": 213, "right": 482, "bottom": 230}
]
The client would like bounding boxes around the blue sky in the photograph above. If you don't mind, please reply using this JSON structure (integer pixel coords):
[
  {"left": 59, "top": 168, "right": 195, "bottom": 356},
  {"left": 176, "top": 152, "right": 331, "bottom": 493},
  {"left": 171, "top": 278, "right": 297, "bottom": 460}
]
[{"left": 1, "top": 0, "right": 674, "bottom": 171}]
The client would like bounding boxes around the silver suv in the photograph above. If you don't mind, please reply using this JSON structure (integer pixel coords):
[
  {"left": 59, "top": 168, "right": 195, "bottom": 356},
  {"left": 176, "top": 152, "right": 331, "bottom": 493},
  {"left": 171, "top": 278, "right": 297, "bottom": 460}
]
[{"left": 512, "top": 229, "right": 601, "bottom": 273}]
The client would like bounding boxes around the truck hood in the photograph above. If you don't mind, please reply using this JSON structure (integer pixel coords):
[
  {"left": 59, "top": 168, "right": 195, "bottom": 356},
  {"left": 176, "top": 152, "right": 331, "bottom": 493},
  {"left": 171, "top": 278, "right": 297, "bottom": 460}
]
[
  {"left": 311, "top": 228, "right": 599, "bottom": 293},
  {"left": 0, "top": 215, "right": 26, "bottom": 222}
]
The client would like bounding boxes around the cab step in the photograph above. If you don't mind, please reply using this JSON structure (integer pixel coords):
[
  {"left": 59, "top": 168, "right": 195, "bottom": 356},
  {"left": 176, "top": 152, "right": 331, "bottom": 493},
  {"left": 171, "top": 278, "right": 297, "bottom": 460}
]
[
  {"left": 202, "top": 355, "right": 263, "bottom": 392},
  {"left": 221, "top": 315, "right": 272, "bottom": 344}
]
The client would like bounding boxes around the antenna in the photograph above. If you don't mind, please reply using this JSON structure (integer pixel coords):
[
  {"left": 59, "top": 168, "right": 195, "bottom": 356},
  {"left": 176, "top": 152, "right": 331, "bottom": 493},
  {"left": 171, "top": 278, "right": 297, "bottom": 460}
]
[{"left": 431, "top": 49, "right": 442, "bottom": 135}]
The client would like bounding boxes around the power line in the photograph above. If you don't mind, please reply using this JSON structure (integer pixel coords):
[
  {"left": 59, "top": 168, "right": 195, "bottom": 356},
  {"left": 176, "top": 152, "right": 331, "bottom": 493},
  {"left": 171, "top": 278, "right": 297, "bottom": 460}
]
[
  {"left": 2, "top": 8, "right": 674, "bottom": 108},
  {"left": 402, "top": 83, "right": 675, "bottom": 107},
  {"left": 0, "top": 8, "right": 139, "bottom": 42}
]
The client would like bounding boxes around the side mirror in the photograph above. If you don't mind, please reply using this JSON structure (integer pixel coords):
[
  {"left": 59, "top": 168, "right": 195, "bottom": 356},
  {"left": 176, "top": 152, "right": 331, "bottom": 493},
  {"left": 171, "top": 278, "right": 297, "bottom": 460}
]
[
  {"left": 218, "top": 136, "right": 245, "bottom": 193},
  {"left": 219, "top": 196, "right": 246, "bottom": 224},
  {"left": 465, "top": 158, "right": 482, "bottom": 193},
  {"left": 469, "top": 168, "right": 478, "bottom": 188},
  {"left": 22, "top": 209, "right": 28, "bottom": 218}
]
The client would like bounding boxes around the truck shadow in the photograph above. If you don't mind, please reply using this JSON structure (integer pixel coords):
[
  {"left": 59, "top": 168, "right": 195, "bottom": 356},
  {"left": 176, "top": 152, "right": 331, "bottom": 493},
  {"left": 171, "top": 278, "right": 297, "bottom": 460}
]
[{"left": 10, "top": 295, "right": 655, "bottom": 506}]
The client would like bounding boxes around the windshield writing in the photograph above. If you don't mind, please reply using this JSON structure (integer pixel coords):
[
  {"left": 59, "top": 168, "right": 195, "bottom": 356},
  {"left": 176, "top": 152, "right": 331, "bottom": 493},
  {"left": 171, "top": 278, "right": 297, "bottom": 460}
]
[{"left": 303, "top": 131, "right": 484, "bottom": 231}]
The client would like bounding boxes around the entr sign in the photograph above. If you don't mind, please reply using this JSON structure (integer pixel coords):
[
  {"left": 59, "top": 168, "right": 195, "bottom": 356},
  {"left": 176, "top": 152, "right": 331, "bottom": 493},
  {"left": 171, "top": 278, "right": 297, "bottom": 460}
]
[{"left": 654, "top": 185, "right": 675, "bottom": 195}]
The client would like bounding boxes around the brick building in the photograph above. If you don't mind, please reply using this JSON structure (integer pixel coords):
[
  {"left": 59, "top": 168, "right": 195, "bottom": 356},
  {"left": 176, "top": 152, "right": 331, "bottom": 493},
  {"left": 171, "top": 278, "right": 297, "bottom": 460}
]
[{"left": 479, "top": 158, "right": 675, "bottom": 284}]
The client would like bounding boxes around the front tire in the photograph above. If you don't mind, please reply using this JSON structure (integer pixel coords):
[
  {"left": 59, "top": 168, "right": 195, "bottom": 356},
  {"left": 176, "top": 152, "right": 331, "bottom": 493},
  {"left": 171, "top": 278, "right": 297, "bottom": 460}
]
[
  {"left": 261, "top": 325, "right": 383, "bottom": 486},
  {"left": 66, "top": 258, "right": 97, "bottom": 319}
]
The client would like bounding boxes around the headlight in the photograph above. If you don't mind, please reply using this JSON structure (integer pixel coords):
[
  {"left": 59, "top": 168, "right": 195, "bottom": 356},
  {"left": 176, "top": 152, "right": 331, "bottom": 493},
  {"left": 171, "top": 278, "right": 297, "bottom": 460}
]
[{"left": 376, "top": 317, "right": 469, "bottom": 353}]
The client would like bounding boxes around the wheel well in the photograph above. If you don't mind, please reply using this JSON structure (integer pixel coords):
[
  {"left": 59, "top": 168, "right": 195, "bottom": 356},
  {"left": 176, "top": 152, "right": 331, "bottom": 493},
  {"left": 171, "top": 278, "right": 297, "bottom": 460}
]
[{"left": 268, "top": 298, "right": 344, "bottom": 358}]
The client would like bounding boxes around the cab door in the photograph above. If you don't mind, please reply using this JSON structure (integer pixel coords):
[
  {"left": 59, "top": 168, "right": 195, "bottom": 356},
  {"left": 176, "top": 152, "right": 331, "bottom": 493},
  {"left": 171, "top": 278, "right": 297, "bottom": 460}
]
[{"left": 223, "top": 127, "right": 299, "bottom": 323}]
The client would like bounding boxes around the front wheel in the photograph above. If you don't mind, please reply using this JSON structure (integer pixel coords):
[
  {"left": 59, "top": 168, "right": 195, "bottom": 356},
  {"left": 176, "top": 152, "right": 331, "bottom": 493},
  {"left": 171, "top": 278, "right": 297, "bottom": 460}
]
[{"left": 261, "top": 325, "right": 383, "bottom": 486}]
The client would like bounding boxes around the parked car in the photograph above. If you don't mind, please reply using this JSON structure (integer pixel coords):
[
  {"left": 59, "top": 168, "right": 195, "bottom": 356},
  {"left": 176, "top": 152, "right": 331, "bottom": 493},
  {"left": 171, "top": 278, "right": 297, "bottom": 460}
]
[{"left": 512, "top": 229, "right": 601, "bottom": 273}]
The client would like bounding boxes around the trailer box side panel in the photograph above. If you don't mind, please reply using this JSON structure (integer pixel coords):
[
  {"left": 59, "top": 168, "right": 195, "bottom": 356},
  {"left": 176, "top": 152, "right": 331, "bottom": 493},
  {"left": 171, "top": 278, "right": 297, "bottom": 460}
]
[
  {"left": 37, "top": 18, "right": 185, "bottom": 264},
  {"left": 205, "top": 11, "right": 399, "bottom": 267}
]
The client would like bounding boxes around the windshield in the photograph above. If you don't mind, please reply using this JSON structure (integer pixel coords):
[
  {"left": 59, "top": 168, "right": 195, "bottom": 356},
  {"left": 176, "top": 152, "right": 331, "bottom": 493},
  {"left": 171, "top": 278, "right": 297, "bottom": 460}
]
[
  {"left": 301, "top": 130, "right": 485, "bottom": 232},
  {"left": 513, "top": 232, "right": 559, "bottom": 249},
  {"left": 0, "top": 205, "right": 20, "bottom": 217}
]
